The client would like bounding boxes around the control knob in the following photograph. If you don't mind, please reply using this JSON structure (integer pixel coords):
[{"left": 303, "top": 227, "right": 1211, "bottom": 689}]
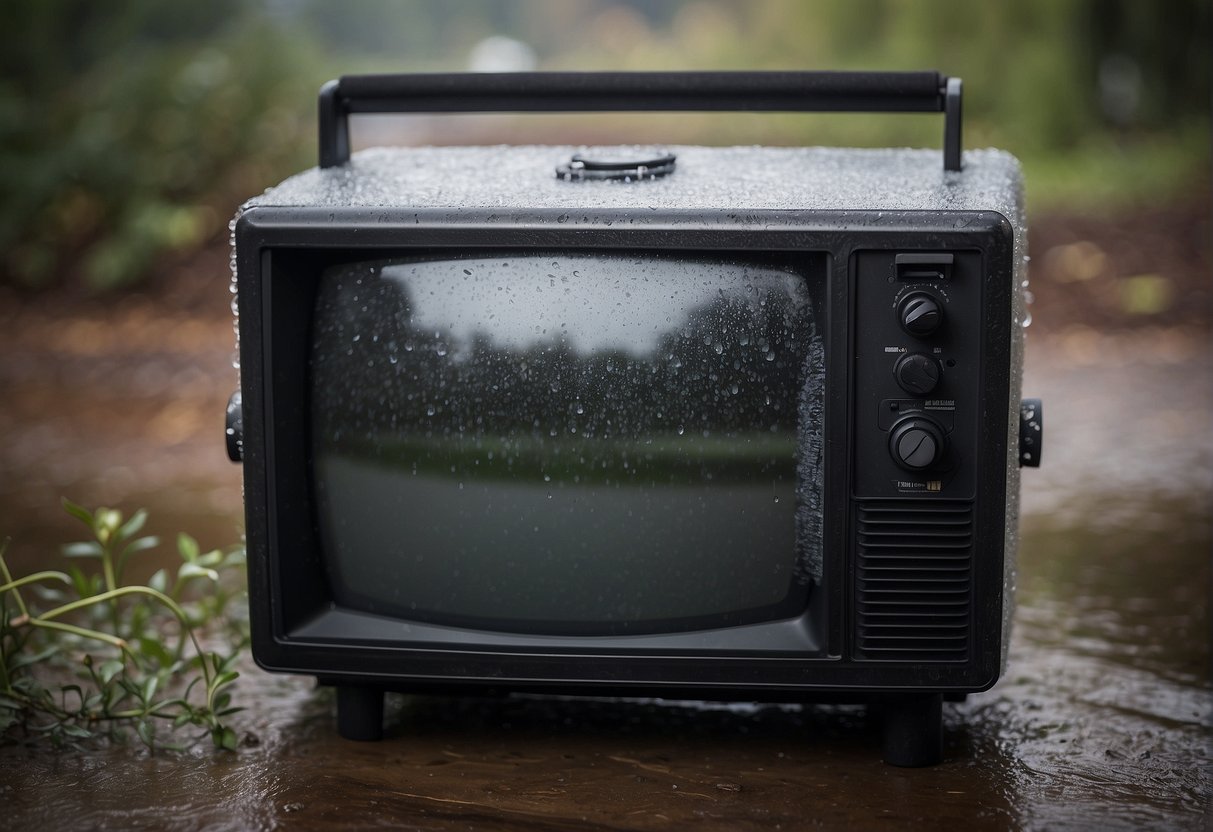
[
  {"left": 899, "top": 292, "right": 944, "bottom": 337},
  {"left": 889, "top": 415, "right": 946, "bottom": 471},
  {"left": 893, "top": 352, "right": 941, "bottom": 396}
]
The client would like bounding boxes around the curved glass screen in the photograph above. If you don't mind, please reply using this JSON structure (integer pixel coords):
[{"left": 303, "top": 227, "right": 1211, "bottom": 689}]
[{"left": 309, "top": 253, "right": 826, "bottom": 634}]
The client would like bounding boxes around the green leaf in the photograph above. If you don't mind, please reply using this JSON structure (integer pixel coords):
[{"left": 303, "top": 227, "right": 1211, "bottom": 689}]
[
  {"left": 0, "top": 694, "right": 26, "bottom": 711},
  {"left": 62, "top": 541, "right": 104, "bottom": 558},
  {"left": 118, "top": 509, "right": 148, "bottom": 540},
  {"left": 197, "top": 549, "right": 223, "bottom": 568},
  {"left": 136, "top": 719, "right": 154, "bottom": 747},
  {"left": 137, "top": 636, "right": 173, "bottom": 666},
  {"left": 117, "top": 536, "right": 160, "bottom": 571},
  {"left": 11, "top": 645, "right": 59, "bottom": 671},
  {"left": 177, "top": 533, "right": 200, "bottom": 564},
  {"left": 99, "top": 659, "right": 125, "bottom": 684},
  {"left": 214, "top": 725, "right": 238, "bottom": 751},
  {"left": 177, "top": 563, "right": 219, "bottom": 583},
  {"left": 142, "top": 676, "right": 159, "bottom": 704},
  {"left": 148, "top": 567, "right": 168, "bottom": 594},
  {"left": 61, "top": 723, "right": 93, "bottom": 739},
  {"left": 61, "top": 499, "right": 94, "bottom": 528},
  {"left": 29, "top": 584, "right": 66, "bottom": 603}
]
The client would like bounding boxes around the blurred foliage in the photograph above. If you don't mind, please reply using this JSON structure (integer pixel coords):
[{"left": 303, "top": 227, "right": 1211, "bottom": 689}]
[
  {"left": 1, "top": 0, "right": 1208, "bottom": 291},
  {"left": 0, "top": 2, "right": 320, "bottom": 289}
]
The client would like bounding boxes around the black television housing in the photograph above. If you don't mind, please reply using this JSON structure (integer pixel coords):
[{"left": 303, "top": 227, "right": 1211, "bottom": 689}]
[{"left": 230, "top": 72, "right": 1040, "bottom": 767}]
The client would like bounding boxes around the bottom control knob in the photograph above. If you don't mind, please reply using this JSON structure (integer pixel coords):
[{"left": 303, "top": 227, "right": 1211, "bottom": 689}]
[{"left": 889, "top": 416, "right": 946, "bottom": 471}]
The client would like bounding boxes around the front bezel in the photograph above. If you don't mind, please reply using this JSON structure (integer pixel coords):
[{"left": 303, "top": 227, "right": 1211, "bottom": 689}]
[{"left": 235, "top": 206, "right": 1014, "bottom": 695}]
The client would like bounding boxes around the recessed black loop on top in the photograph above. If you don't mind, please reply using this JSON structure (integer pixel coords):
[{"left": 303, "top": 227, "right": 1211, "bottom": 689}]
[
  {"left": 556, "top": 152, "right": 677, "bottom": 182},
  {"left": 318, "top": 71, "right": 963, "bottom": 172}
]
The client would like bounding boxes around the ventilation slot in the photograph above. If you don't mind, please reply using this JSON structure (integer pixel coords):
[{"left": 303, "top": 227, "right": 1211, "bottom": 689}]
[{"left": 854, "top": 500, "right": 973, "bottom": 661}]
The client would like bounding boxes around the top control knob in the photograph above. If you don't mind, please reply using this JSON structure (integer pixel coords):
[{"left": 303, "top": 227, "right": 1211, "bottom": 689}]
[{"left": 899, "top": 292, "right": 944, "bottom": 337}]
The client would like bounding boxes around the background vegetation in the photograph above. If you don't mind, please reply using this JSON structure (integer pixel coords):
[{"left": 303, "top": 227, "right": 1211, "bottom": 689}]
[{"left": 1, "top": 0, "right": 1208, "bottom": 291}]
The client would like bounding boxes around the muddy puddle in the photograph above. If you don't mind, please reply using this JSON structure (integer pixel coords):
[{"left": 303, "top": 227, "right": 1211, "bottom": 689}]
[{"left": 1, "top": 334, "right": 1210, "bottom": 830}]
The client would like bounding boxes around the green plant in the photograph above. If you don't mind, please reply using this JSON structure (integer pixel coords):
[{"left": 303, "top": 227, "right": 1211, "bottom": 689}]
[{"left": 0, "top": 500, "right": 247, "bottom": 750}]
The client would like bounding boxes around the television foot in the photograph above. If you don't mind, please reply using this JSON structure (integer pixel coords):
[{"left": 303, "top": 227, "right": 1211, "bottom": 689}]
[
  {"left": 881, "top": 693, "right": 943, "bottom": 766},
  {"left": 337, "top": 686, "right": 384, "bottom": 741}
]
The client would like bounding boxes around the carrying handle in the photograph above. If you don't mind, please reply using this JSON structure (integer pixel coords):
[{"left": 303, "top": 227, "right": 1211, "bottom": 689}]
[{"left": 319, "top": 71, "right": 963, "bottom": 172}]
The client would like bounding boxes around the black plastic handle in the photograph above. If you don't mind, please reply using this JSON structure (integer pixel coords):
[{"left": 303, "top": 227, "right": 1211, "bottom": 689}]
[{"left": 319, "top": 71, "right": 963, "bottom": 171}]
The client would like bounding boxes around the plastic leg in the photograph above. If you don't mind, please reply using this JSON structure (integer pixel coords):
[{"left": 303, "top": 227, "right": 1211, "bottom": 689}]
[
  {"left": 881, "top": 693, "right": 943, "bottom": 767},
  {"left": 336, "top": 685, "right": 384, "bottom": 741}
]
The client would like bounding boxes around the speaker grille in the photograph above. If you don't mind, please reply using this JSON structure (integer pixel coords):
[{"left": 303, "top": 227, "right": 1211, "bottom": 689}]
[{"left": 854, "top": 500, "right": 973, "bottom": 661}]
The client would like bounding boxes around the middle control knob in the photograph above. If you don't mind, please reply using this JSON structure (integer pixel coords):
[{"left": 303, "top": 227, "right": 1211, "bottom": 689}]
[{"left": 893, "top": 352, "right": 942, "bottom": 396}]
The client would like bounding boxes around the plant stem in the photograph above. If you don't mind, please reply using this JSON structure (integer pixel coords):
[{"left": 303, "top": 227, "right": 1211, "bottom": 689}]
[
  {"left": 38, "top": 586, "right": 212, "bottom": 689},
  {"left": 0, "top": 571, "right": 72, "bottom": 595},
  {"left": 0, "top": 548, "right": 30, "bottom": 619},
  {"left": 26, "top": 619, "right": 130, "bottom": 654}
]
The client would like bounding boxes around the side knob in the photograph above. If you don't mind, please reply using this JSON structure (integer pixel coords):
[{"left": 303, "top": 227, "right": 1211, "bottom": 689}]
[
  {"left": 225, "top": 390, "right": 243, "bottom": 462},
  {"left": 1019, "top": 397, "right": 1043, "bottom": 467},
  {"left": 893, "top": 352, "right": 941, "bottom": 396},
  {"left": 889, "top": 416, "right": 946, "bottom": 471},
  {"left": 899, "top": 292, "right": 944, "bottom": 337}
]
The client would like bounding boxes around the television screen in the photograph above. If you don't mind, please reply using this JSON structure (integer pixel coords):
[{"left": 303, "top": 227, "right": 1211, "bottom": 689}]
[{"left": 309, "top": 253, "right": 827, "bottom": 635}]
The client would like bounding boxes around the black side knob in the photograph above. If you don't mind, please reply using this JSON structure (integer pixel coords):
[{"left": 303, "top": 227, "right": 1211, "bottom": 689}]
[
  {"left": 899, "top": 292, "right": 944, "bottom": 337},
  {"left": 889, "top": 416, "right": 946, "bottom": 471},
  {"left": 226, "top": 390, "right": 243, "bottom": 462},
  {"left": 894, "top": 352, "right": 941, "bottom": 396},
  {"left": 1019, "top": 398, "right": 1043, "bottom": 467}
]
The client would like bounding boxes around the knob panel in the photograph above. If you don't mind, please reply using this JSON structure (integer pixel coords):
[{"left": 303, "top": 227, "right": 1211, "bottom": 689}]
[{"left": 853, "top": 249, "right": 985, "bottom": 499}]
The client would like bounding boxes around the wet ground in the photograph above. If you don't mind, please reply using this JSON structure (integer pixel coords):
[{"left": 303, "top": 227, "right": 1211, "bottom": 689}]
[{"left": 0, "top": 205, "right": 1211, "bottom": 829}]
